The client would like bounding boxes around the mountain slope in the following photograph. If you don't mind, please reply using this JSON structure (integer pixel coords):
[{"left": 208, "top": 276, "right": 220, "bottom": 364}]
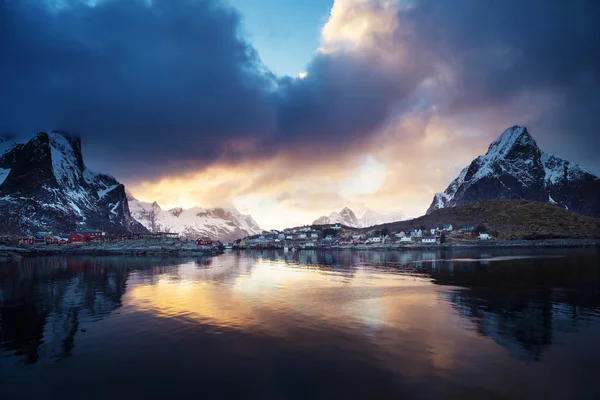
[
  {"left": 128, "top": 196, "right": 261, "bottom": 242},
  {"left": 312, "top": 207, "right": 405, "bottom": 228},
  {"left": 428, "top": 126, "right": 600, "bottom": 218},
  {"left": 371, "top": 200, "right": 600, "bottom": 240},
  {"left": 0, "top": 131, "right": 147, "bottom": 234}
]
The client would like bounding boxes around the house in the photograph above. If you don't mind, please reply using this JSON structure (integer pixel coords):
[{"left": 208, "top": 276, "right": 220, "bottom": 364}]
[
  {"left": 443, "top": 224, "right": 453, "bottom": 232},
  {"left": 285, "top": 235, "right": 293, "bottom": 240},
  {"left": 430, "top": 228, "right": 437, "bottom": 236},
  {"left": 278, "top": 233, "right": 285, "bottom": 240},
  {"left": 410, "top": 229, "right": 423, "bottom": 238},
  {"left": 68, "top": 229, "right": 105, "bottom": 243},
  {"left": 332, "top": 224, "right": 342, "bottom": 230},
  {"left": 297, "top": 233, "right": 307, "bottom": 240},
  {"left": 195, "top": 237, "right": 213, "bottom": 246},
  {"left": 421, "top": 237, "right": 439, "bottom": 244},
  {"left": 35, "top": 232, "right": 53, "bottom": 244},
  {"left": 351, "top": 234, "right": 365, "bottom": 240},
  {"left": 310, "top": 232, "right": 319, "bottom": 239},
  {"left": 394, "top": 231, "right": 406, "bottom": 238},
  {"left": 479, "top": 233, "right": 491, "bottom": 240},
  {"left": 368, "top": 236, "right": 382, "bottom": 244},
  {"left": 399, "top": 237, "right": 412, "bottom": 244},
  {"left": 45, "top": 235, "right": 60, "bottom": 245},
  {"left": 18, "top": 236, "right": 35, "bottom": 245},
  {"left": 460, "top": 226, "right": 476, "bottom": 236}
]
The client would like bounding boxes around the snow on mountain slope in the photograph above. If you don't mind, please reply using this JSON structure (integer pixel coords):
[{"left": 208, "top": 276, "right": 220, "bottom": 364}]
[
  {"left": 427, "top": 125, "right": 600, "bottom": 218},
  {"left": 128, "top": 196, "right": 261, "bottom": 242},
  {"left": 0, "top": 131, "right": 147, "bottom": 234},
  {"left": 312, "top": 207, "right": 405, "bottom": 228}
]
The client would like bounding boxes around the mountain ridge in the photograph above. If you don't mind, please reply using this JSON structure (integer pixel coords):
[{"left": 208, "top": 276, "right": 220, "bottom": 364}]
[
  {"left": 128, "top": 196, "right": 262, "bottom": 242},
  {"left": 0, "top": 131, "right": 147, "bottom": 234},
  {"left": 427, "top": 126, "right": 600, "bottom": 218},
  {"left": 312, "top": 206, "right": 405, "bottom": 228}
]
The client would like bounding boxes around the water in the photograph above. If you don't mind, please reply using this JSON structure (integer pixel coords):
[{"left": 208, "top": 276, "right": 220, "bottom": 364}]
[{"left": 1, "top": 248, "right": 599, "bottom": 399}]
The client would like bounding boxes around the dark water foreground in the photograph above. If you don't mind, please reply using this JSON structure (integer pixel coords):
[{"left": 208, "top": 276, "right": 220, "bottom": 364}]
[{"left": 1, "top": 249, "right": 599, "bottom": 399}]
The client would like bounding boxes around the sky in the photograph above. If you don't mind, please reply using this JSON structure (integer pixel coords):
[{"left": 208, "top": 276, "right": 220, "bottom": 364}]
[{"left": 1, "top": 0, "right": 600, "bottom": 230}]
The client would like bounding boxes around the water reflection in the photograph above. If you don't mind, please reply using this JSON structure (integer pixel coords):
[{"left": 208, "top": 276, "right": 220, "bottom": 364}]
[
  {"left": 1, "top": 250, "right": 600, "bottom": 399},
  {"left": 0, "top": 257, "right": 188, "bottom": 363}
]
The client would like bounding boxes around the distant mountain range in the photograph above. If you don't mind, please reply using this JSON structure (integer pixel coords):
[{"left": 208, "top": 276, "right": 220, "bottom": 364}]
[
  {"left": 127, "top": 196, "right": 262, "bottom": 242},
  {"left": 312, "top": 207, "right": 405, "bottom": 228},
  {"left": 428, "top": 125, "right": 600, "bottom": 218},
  {"left": 0, "top": 131, "right": 146, "bottom": 234}
]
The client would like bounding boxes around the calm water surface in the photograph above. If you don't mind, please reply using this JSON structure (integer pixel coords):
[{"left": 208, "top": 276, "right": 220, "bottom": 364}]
[{"left": 1, "top": 249, "right": 600, "bottom": 399}]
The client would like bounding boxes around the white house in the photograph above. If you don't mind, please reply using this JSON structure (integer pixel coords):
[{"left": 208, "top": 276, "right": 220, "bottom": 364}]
[
  {"left": 286, "top": 235, "right": 293, "bottom": 240},
  {"left": 369, "top": 237, "right": 382, "bottom": 244},
  {"left": 298, "top": 233, "right": 307, "bottom": 240},
  {"left": 421, "top": 237, "right": 439, "bottom": 244},
  {"left": 430, "top": 228, "right": 437, "bottom": 236},
  {"left": 443, "top": 224, "right": 453, "bottom": 232},
  {"left": 400, "top": 237, "right": 412, "bottom": 243},
  {"left": 332, "top": 224, "right": 342, "bottom": 230},
  {"left": 395, "top": 231, "right": 406, "bottom": 238},
  {"left": 479, "top": 233, "right": 491, "bottom": 240},
  {"left": 310, "top": 233, "right": 319, "bottom": 239},
  {"left": 411, "top": 229, "right": 423, "bottom": 238}
]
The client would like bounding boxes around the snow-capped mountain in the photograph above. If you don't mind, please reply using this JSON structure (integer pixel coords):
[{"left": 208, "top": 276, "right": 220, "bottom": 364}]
[
  {"left": 427, "top": 125, "right": 600, "bottom": 218},
  {"left": 128, "top": 196, "right": 261, "bottom": 242},
  {"left": 312, "top": 207, "right": 405, "bottom": 228},
  {"left": 0, "top": 131, "right": 146, "bottom": 234}
]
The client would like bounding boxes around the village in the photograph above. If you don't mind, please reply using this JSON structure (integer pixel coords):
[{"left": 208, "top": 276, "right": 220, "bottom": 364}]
[
  {"left": 232, "top": 223, "right": 492, "bottom": 250},
  {"left": 0, "top": 223, "right": 492, "bottom": 251}
]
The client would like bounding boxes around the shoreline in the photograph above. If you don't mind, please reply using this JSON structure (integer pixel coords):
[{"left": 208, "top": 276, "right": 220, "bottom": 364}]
[
  {"left": 0, "top": 240, "right": 221, "bottom": 261},
  {"left": 1, "top": 238, "right": 598, "bottom": 261}
]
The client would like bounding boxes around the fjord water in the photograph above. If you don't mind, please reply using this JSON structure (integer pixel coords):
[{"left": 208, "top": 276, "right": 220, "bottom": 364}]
[{"left": 1, "top": 250, "right": 599, "bottom": 399}]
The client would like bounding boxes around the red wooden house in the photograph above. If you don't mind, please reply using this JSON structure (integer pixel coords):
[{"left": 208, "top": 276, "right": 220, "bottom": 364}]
[
  {"left": 195, "top": 237, "right": 213, "bottom": 246},
  {"left": 68, "top": 229, "right": 105, "bottom": 244}
]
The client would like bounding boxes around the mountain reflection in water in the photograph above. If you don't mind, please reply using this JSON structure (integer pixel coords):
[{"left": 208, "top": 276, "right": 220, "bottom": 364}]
[{"left": 1, "top": 249, "right": 599, "bottom": 399}]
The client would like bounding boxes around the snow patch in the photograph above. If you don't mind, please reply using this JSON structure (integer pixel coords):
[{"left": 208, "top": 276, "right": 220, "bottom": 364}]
[{"left": 98, "top": 185, "right": 118, "bottom": 199}]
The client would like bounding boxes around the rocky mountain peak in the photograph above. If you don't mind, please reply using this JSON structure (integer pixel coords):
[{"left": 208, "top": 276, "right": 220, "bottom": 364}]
[
  {"left": 0, "top": 130, "right": 147, "bottom": 234},
  {"left": 427, "top": 126, "right": 600, "bottom": 218},
  {"left": 485, "top": 125, "right": 540, "bottom": 161}
]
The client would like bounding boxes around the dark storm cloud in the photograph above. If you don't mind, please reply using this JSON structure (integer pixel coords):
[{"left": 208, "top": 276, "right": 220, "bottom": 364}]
[
  {"left": 0, "top": 0, "right": 421, "bottom": 180},
  {"left": 1, "top": 0, "right": 600, "bottom": 180},
  {"left": 0, "top": 0, "right": 276, "bottom": 177},
  {"left": 402, "top": 0, "right": 600, "bottom": 169}
]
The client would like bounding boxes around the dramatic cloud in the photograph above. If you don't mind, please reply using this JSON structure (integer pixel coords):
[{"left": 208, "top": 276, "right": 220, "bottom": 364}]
[{"left": 2, "top": 0, "right": 599, "bottom": 227}]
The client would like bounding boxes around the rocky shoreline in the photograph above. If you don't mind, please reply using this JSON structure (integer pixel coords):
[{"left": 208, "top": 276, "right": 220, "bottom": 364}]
[{"left": 0, "top": 239, "right": 221, "bottom": 261}]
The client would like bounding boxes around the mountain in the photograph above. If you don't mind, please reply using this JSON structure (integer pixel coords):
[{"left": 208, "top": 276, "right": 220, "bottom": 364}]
[
  {"left": 0, "top": 131, "right": 147, "bottom": 234},
  {"left": 368, "top": 200, "right": 600, "bottom": 240},
  {"left": 127, "top": 196, "right": 261, "bottom": 242},
  {"left": 427, "top": 126, "right": 600, "bottom": 218},
  {"left": 312, "top": 207, "right": 405, "bottom": 228}
]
